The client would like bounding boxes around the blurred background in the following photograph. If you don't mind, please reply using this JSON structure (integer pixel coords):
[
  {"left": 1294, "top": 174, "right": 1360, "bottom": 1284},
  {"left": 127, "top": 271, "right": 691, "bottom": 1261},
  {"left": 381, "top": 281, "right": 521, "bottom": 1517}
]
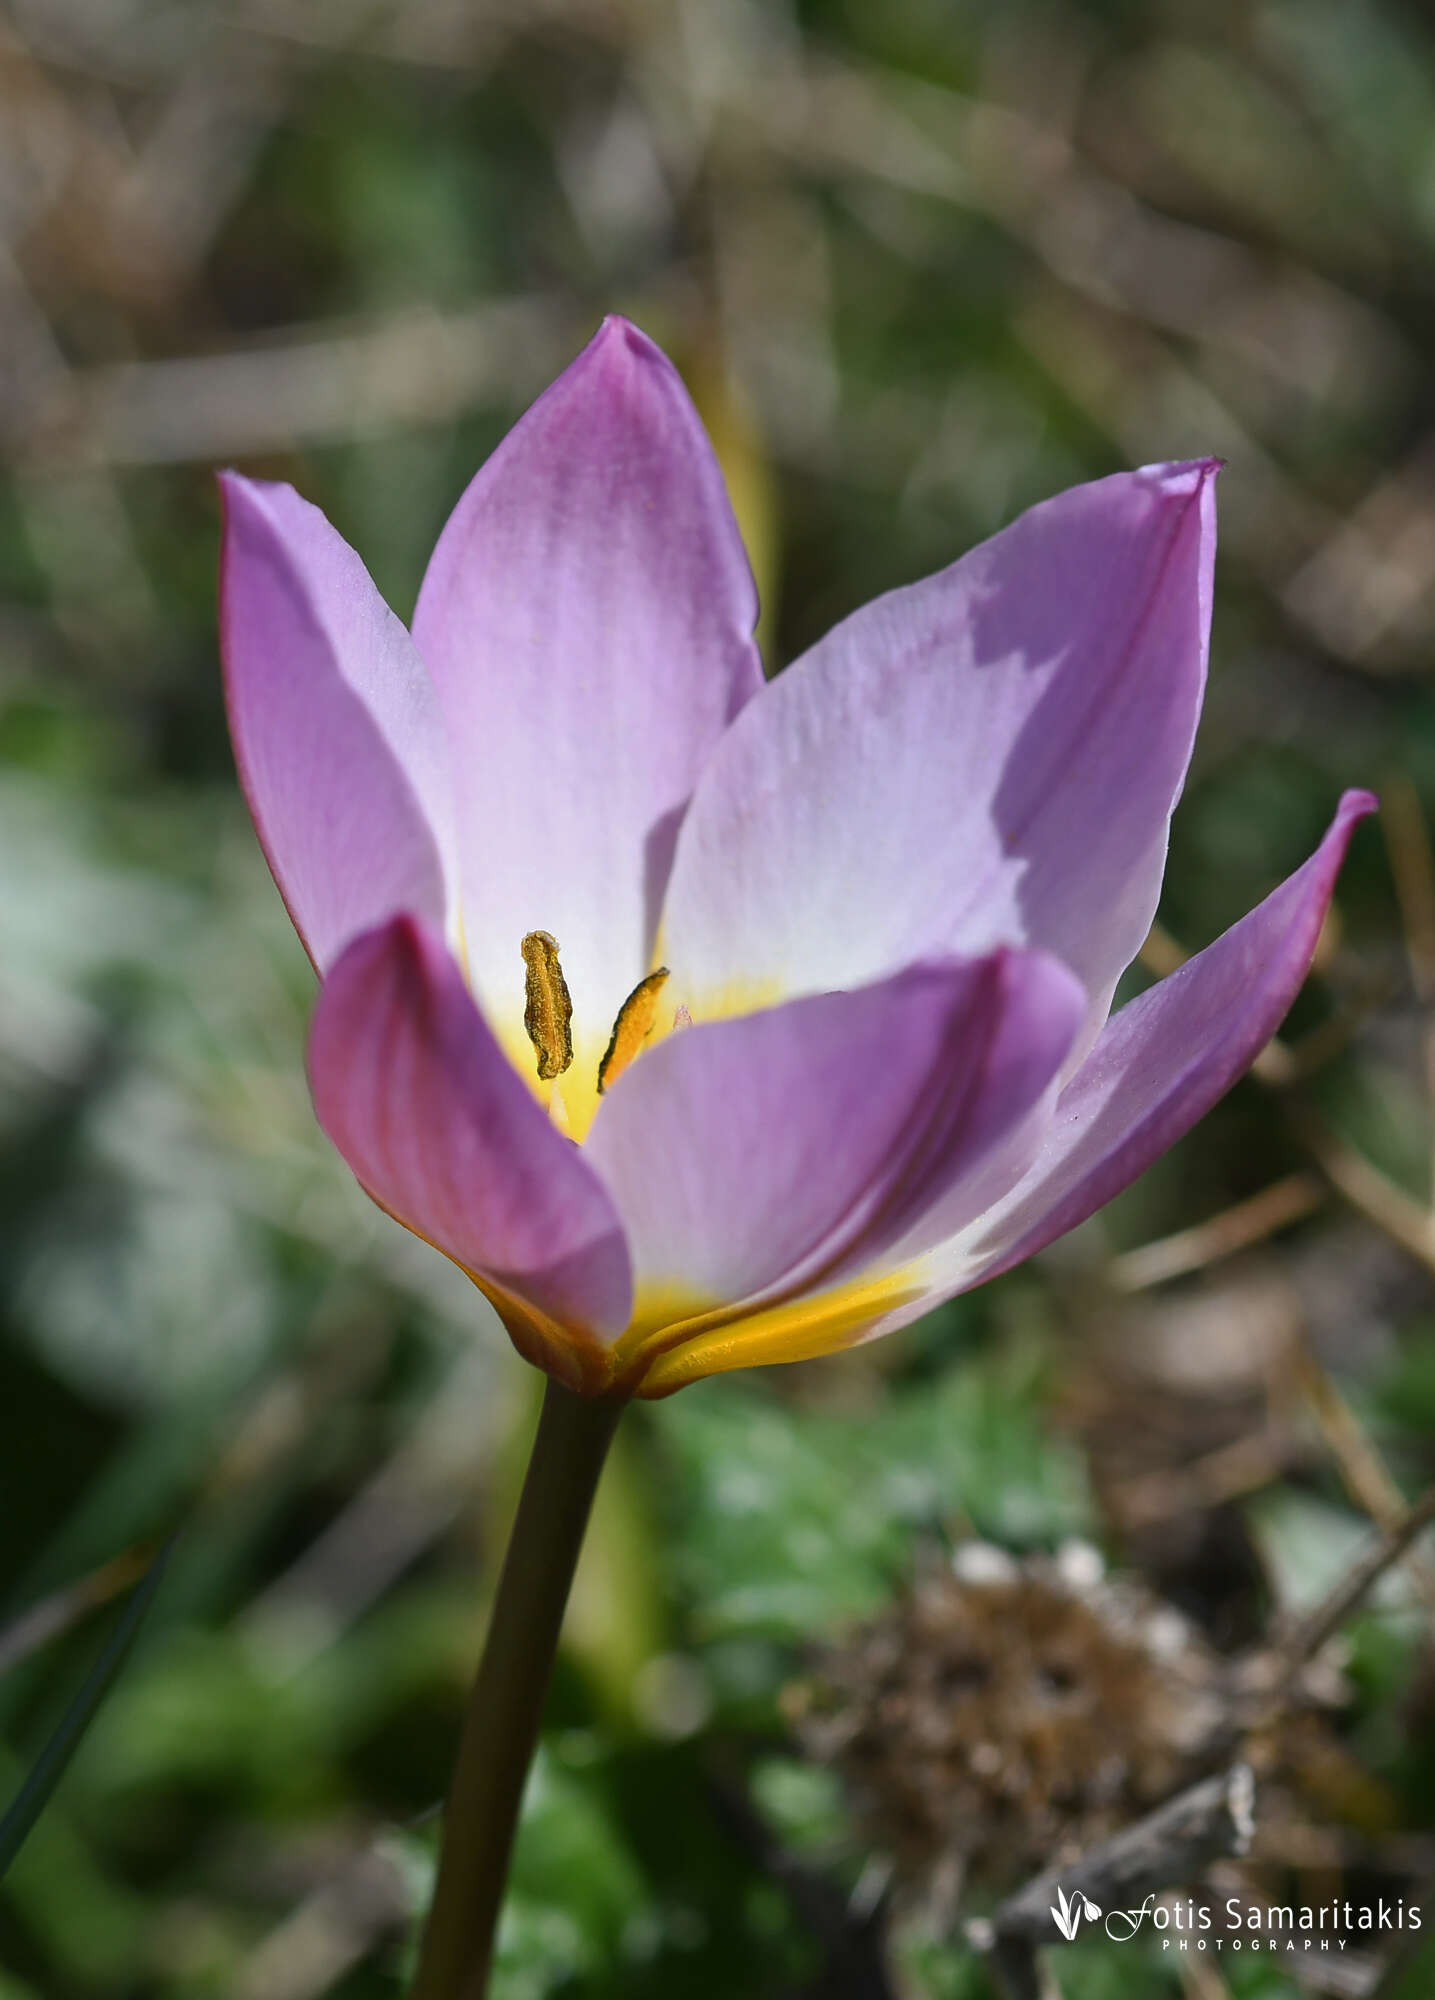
[{"left": 4, "top": 1, "right": 1435, "bottom": 1995}]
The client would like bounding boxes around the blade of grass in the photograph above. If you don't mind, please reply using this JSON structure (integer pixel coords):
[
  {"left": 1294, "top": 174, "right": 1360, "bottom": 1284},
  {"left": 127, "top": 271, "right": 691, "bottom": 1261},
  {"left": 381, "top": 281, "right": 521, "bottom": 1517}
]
[
  {"left": 0, "top": 1545, "right": 155, "bottom": 1680},
  {"left": 0, "top": 1540, "right": 172, "bottom": 1879}
]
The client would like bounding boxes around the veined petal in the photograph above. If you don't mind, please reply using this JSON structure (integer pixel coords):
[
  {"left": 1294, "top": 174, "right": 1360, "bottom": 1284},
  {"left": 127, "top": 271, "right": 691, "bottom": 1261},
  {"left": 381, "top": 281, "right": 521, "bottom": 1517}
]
[
  {"left": 219, "top": 474, "right": 455, "bottom": 972},
  {"left": 308, "top": 916, "right": 633, "bottom": 1385},
  {"left": 584, "top": 949, "right": 1083, "bottom": 1384},
  {"left": 927, "top": 788, "right": 1378, "bottom": 1291},
  {"left": 662, "top": 461, "right": 1216, "bottom": 1060},
  {"left": 411, "top": 316, "right": 763, "bottom": 1103}
]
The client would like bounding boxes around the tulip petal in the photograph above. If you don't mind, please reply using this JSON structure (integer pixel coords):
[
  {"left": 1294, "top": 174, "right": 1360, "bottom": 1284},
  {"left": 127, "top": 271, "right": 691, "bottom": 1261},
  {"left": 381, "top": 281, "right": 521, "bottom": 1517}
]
[
  {"left": 411, "top": 317, "right": 763, "bottom": 1098},
  {"left": 929, "top": 789, "right": 1377, "bottom": 1291},
  {"left": 662, "top": 462, "right": 1216, "bottom": 1061},
  {"left": 639, "top": 791, "right": 1373, "bottom": 1392},
  {"left": 584, "top": 949, "right": 1083, "bottom": 1345},
  {"left": 308, "top": 916, "right": 633, "bottom": 1379},
  {"left": 219, "top": 475, "right": 456, "bottom": 972}
]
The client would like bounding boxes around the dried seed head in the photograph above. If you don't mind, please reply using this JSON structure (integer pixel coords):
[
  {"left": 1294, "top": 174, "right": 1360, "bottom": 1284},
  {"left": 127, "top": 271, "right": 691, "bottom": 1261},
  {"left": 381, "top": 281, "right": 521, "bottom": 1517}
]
[{"left": 785, "top": 1544, "right": 1232, "bottom": 1897}]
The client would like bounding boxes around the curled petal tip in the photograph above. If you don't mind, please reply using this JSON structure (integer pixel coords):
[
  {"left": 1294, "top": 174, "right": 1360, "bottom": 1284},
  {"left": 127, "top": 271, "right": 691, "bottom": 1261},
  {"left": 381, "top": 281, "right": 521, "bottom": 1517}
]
[
  {"left": 1336, "top": 786, "right": 1379, "bottom": 826},
  {"left": 215, "top": 469, "right": 270, "bottom": 548},
  {"left": 1139, "top": 456, "right": 1223, "bottom": 500},
  {"left": 215, "top": 466, "right": 266, "bottom": 518},
  {"left": 596, "top": 311, "right": 647, "bottom": 342},
  {"left": 589, "top": 313, "right": 664, "bottom": 371},
  {"left": 216, "top": 468, "right": 307, "bottom": 520}
]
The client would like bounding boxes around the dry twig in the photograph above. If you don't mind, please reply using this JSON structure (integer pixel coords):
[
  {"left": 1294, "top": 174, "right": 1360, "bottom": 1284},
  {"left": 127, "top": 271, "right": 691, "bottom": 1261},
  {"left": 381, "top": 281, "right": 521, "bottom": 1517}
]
[
  {"left": 1264, "top": 1481, "right": 1435, "bottom": 1709},
  {"left": 1108, "top": 1172, "right": 1326, "bottom": 1292},
  {"left": 1289, "top": 1104, "right": 1435, "bottom": 1276},
  {"left": 1288, "top": 1342, "right": 1435, "bottom": 1621},
  {"left": 968, "top": 1767, "right": 1256, "bottom": 2000}
]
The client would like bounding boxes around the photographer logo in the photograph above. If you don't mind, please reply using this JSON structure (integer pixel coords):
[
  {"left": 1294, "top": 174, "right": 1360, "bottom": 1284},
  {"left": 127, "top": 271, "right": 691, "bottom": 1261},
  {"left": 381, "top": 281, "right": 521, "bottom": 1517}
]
[
  {"left": 1049, "top": 1886, "right": 1102, "bottom": 1942},
  {"left": 1046, "top": 1893, "right": 1421, "bottom": 1955}
]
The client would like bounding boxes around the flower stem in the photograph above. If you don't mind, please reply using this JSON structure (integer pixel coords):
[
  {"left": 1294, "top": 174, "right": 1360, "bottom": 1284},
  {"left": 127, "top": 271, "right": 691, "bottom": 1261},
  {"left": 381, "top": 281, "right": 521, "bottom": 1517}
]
[{"left": 409, "top": 1378, "right": 625, "bottom": 2000}]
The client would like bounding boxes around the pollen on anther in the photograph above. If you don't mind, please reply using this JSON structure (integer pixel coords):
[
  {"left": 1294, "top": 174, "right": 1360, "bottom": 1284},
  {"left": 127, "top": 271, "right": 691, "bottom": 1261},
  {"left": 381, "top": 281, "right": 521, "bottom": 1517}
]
[
  {"left": 521, "top": 931, "right": 574, "bottom": 1080},
  {"left": 598, "top": 968, "right": 670, "bottom": 1093}
]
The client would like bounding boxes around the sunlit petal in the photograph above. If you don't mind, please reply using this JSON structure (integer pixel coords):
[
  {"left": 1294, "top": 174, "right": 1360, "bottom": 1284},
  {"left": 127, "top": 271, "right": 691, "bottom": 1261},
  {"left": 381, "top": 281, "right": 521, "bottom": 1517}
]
[
  {"left": 412, "top": 316, "right": 762, "bottom": 1095},
  {"left": 663, "top": 461, "right": 1215, "bottom": 1064},
  {"left": 220, "top": 474, "right": 456, "bottom": 972}
]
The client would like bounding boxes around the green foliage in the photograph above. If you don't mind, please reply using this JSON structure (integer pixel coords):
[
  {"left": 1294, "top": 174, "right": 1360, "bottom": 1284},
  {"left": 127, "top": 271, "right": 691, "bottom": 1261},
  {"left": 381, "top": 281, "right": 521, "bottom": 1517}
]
[
  {"left": 0, "top": 1547, "right": 169, "bottom": 1881},
  {"left": 662, "top": 1351, "right": 1092, "bottom": 1650}
]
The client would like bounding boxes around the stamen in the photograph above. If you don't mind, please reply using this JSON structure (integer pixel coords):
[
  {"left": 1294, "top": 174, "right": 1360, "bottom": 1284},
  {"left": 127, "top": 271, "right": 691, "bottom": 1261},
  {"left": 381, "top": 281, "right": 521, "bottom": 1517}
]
[
  {"left": 598, "top": 968, "right": 670, "bottom": 1093},
  {"left": 521, "top": 930, "right": 574, "bottom": 1080}
]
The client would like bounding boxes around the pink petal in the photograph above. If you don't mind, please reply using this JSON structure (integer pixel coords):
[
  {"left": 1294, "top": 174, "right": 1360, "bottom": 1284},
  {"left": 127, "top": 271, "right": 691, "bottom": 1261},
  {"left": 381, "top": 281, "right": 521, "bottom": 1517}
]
[
  {"left": 661, "top": 462, "right": 1216, "bottom": 1062},
  {"left": 308, "top": 916, "right": 633, "bottom": 1380},
  {"left": 583, "top": 949, "right": 1083, "bottom": 1321},
  {"left": 953, "top": 788, "right": 1377, "bottom": 1285},
  {"left": 649, "top": 789, "right": 1374, "bottom": 1390},
  {"left": 219, "top": 475, "right": 455, "bottom": 972},
  {"left": 411, "top": 317, "right": 763, "bottom": 1087}
]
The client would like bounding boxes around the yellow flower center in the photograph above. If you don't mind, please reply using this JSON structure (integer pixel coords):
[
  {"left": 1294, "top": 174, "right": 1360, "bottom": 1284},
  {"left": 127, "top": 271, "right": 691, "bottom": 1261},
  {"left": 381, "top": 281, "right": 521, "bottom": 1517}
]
[{"left": 495, "top": 938, "right": 926, "bottom": 1392}]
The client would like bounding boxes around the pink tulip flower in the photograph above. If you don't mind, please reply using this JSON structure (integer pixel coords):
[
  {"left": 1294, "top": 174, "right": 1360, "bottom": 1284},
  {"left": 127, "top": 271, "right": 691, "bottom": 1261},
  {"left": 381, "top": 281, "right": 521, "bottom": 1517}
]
[{"left": 219, "top": 317, "right": 1372, "bottom": 1401}]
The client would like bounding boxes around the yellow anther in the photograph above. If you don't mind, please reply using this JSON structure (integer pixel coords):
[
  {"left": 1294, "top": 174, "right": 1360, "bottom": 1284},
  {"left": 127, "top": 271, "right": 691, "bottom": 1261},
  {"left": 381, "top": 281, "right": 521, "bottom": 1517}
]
[
  {"left": 521, "top": 931, "right": 574, "bottom": 1080},
  {"left": 598, "top": 968, "right": 670, "bottom": 1094}
]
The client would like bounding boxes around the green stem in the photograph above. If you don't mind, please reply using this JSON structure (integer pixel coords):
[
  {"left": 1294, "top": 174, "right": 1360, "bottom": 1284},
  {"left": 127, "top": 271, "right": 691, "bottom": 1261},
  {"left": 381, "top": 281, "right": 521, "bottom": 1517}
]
[{"left": 410, "top": 1378, "right": 625, "bottom": 2000}]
